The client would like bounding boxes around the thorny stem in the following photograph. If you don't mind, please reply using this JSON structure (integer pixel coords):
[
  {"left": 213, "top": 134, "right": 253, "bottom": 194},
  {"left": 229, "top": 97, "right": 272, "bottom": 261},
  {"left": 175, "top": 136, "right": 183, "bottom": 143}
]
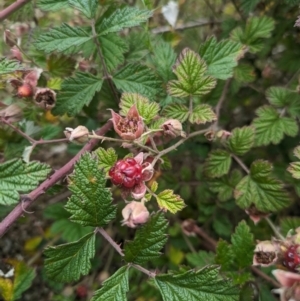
[
  {"left": 0, "top": 0, "right": 31, "bottom": 22},
  {"left": 145, "top": 126, "right": 159, "bottom": 152}
]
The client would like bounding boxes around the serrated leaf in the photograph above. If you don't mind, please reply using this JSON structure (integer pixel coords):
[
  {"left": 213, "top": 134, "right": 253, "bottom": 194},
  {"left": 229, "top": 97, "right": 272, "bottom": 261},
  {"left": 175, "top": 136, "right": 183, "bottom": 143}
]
[
  {"left": 231, "top": 221, "right": 254, "bottom": 269},
  {"left": 37, "top": 0, "right": 68, "bottom": 11},
  {"left": 252, "top": 106, "right": 298, "bottom": 146},
  {"left": 124, "top": 212, "right": 168, "bottom": 265},
  {"left": 162, "top": 103, "right": 189, "bottom": 122},
  {"left": 240, "top": 0, "right": 259, "bottom": 13},
  {"left": 44, "top": 232, "right": 95, "bottom": 282},
  {"left": 199, "top": 37, "right": 245, "bottom": 80},
  {"left": 113, "top": 64, "right": 161, "bottom": 98},
  {"left": 227, "top": 127, "right": 254, "bottom": 156},
  {"left": 91, "top": 266, "right": 129, "bottom": 301},
  {"left": 235, "top": 160, "right": 291, "bottom": 212},
  {"left": 204, "top": 150, "right": 232, "bottom": 178},
  {"left": 215, "top": 239, "right": 235, "bottom": 271},
  {"left": 95, "top": 147, "right": 118, "bottom": 173},
  {"left": 47, "top": 54, "right": 76, "bottom": 77},
  {"left": 156, "top": 190, "right": 185, "bottom": 213},
  {"left": 154, "top": 266, "right": 239, "bottom": 301},
  {"left": 119, "top": 93, "right": 160, "bottom": 124},
  {"left": 233, "top": 64, "right": 256, "bottom": 83},
  {"left": 288, "top": 162, "right": 300, "bottom": 179},
  {"left": 168, "top": 48, "right": 216, "bottom": 98},
  {"left": 213, "top": 215, "right": 233, "bottom": 238},
  {"left": 97, "top": 7, "right": 152, "bottom": 36},
  {"left": 64, "top": 153, "right": 116, "bottom": 227},
  {"left": 68, "top": 0, "right": 97, "bottom": 18},
  {"left": 186, "top": 251, "right": 215, "bottom": 268},
  {"left": 0, "top": 159, "right": 51, "bottom": 205},
  {"left": 280, "top": 217, "right": 300, "bottom": 235},
  {"left": 0, "top": 58, "right": 24, "bottom": 75},
  {"left": 34, "top": 23, "right": 92, "bottom": 54},
  {"left": 189, "top": 104, "right": 216, "bottom": 124},
  {"left": 52, "top": 72, "right": 103, "bottom": 116}
]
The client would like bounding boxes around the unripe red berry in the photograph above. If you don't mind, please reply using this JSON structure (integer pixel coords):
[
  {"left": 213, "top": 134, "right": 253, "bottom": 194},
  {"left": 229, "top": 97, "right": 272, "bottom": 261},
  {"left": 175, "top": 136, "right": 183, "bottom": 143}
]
[
  {"left": 283, "top": 245, "right": 300, "bottom": 271},
  {"left": 17, "top": 84, "right": 33, "bottom": 98}
]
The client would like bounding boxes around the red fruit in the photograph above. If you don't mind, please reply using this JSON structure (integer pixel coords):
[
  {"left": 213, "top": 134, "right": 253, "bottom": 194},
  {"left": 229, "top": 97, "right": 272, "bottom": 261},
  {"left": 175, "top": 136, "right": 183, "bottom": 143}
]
[
  {"left": 17, "top": 84, "right": 33, "bottom": 98},
  {"left": 283, "top": 245, "right": 300, "bottom": 271},
  {"left": 76, "top": 285, "right": 88, "bottom": 298}
]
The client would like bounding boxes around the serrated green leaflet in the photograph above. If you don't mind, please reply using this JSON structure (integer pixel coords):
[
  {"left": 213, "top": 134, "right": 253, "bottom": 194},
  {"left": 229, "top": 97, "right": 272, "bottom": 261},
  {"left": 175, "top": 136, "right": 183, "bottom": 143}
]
[
  {"left": 124, "top": 212, "right": 168, "bottom": 265},
  {"left": 233, "top": 64, "right": 256, "bottom": 83},
  {"left": 288, "top": 162, "right": 300, "bottom": 179},
  {"left": 91, "top": 266, "right": 129, "bottom": 301},
  {"left": 231, "top": 221, "right": 254, "bottom": 269},
  {"left": 240, "top": 0, "right": 259, "bottom": 13},
  {"left": 0, "top": 159, "right": 51, "bottom": 205},
  {"left": 37, "top": 0, "right": 68, "bottom": 11},
  {"left": 215, "top": 240, "right": 234, "bottom": 271},
  {"left": 154, "top": 266, "right": 239, "bottom": 301},
  {"left": 189, "top": 104, "right": 216, "bottom": 124},
  {"left": 204, "top": 150, "right": 232, "bottom": 178},
  {"left": 113, "top": 64, "right": 161, "bottom": 98},
  {"left": 162, "top": 103, "right": 189, "bottom": 122},
  {"left": 234, "top": 160, "right": 290, "bottom": 212},
  {"left": 95, "top": 147, "right": 118, "bottom": 173},
  {"left": 227, "top": 127, "right": 254, "bottom": 156},
  {"left": 199, "top": 36, "right": 245, "bottom": 80},
  {"left": 168, "top": 48, "right": 216, "bottom": 98},
  {"left": 119, "top": 93, "right": 160, "bottom": 124},
  {"left": 44, "top": 232, "right": 95, "bottom": 282},
  {"left": 47, "top": 54, "right": 76, "bottom": 77},
  {"left": 65, "top": 153, "right": 116, "bottom": 227},
  {"left": 0, "top": 58, "right": 24, "bottom": 75},
  {"left": 186, "top": 251, "right": 215, "bottom": 268},
  {"left": 280, "top": 217, "right": 300, "bottom": 235},
  {"left": 252, "top": 106, "right": 298, "bottom": 146},
  {"left": 34, "top": 23, "right": 92, "bottom": 54},
  {"left": 156, "top": 190, "right": 185, "bottom": 213},
  {"left": 68, "top": 0, "right": 97, "bottom": 19},
  {"left": 52, "top": 72, "right": 103, "bottom": 116}
]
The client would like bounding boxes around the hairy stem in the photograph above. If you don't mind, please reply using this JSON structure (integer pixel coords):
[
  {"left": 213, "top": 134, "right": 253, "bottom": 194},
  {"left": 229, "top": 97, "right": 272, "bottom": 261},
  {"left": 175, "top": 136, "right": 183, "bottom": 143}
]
[{"left": 0, "top": 0, "right": 31, "bottom": 22}]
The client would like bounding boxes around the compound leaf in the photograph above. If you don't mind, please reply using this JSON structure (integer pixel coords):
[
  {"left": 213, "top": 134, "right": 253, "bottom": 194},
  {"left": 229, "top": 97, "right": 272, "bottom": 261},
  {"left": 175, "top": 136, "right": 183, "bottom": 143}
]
[
  {"left": 189, "top": 104, "right": 216, "bottom": 124},
  {"left": 163, "top": 103, "right": 189, "bottom": 122},
  {"left": 68, "top": 0, "right": 97, "bottom": 19},
  {"left": 156, "top": 190, "right": 185, "bottom": 214},
  {"left": 204, "top": 150, "right": 232, "bottom": 178}
]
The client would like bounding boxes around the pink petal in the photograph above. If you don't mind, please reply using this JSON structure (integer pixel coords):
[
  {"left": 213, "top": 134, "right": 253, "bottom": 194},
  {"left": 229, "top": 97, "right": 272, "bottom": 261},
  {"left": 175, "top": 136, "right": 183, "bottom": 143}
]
[
  {"left": 24, "top": 68, "right": 42, "bottom": 88},
  {"left": 131, "top": 182, "right": 147, "bottom": 199},
  {"left": 272, "top": 269, "right": 300, "bottom": 287},
  {"left": 127, "top": 105, "right": 140, "bottom": 119},
  {"left": 109, "top": 109, "right": 123, "bottom": 137},
  {"left": 142, "top": 162, "right": 154, "bottom": 181},
  {"left": 121, "top": 132, "right": 136, "bottom": 140},
  {"left": 134, "top": 152, "right": 144, "bottom": 165},
  {"left": 134, "top": 120, "right": 144, "bottom": 139}
]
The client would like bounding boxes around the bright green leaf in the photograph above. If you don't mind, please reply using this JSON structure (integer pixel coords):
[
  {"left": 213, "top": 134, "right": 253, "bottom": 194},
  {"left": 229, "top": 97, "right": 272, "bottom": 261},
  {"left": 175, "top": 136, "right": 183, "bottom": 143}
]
[
  {"left": 68, "top": 0, "right": 97, "bottom": 19},
  {"left": 162, "top": 103, "right": 189, "bottom": 122},
  {"left": 95, "top": 147, "right": 118, "bottom": 173},
  {"left": 0, "top": 58, "right": 24, "bottom": 75},
  {"left": 168, "top": 48, "right": 216, "bottom": 98},
  {"left": 64, "top": 153, "right": 116, "bottom": 227},
  {"left": 189, "top": 104, "right": 216, "bottom": 124},
  {"left": 204, "top": 150, "right": 232, "bottom": 178},
  {"left": 37, "top": 0, "right": 68, "bottom": 11},
  {"left": 156, "top": 190, "right": 185, "bottom": 213},
  {"left": 124, "top": 212, "right": 168, "bottom": 265},
  {"left": 44, "top": 232, "right": 95, "bottom": 282}
]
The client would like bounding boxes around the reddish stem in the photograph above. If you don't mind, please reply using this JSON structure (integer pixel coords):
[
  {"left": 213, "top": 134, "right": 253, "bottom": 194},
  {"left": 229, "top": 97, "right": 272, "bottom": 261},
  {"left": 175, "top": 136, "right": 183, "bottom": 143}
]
[
  {"left": 0, "top": 0, "right": 31, "bottom": 22},
  {"left": 0, "top": 121, "right": 112, "bottom": 238}
]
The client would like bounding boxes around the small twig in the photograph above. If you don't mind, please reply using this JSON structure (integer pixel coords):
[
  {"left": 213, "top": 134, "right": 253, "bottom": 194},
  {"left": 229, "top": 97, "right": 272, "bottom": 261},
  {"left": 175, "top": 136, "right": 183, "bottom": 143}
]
[
  {"left": 232, "top": 154, "right": 250, "bottom": 174},
  {"left": 145, "top": 126, "right": 159, "bottom": 152},
  {"left": 131, "top": 264, "right": 156, "bottom": 278},
  {"left": 0, "top": 0, "right": 31, "bottom": 22}
]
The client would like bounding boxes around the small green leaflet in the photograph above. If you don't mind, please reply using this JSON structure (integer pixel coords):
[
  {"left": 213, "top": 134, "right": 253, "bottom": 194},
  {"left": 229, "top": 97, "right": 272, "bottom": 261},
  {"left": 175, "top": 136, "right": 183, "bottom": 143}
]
[
  {"left": 168, "top": 48, "right": 216, "bottom": 98},
  {"left": 227, "top": 127, "right": 255, "bottom": 156},
  {"left": 47, "top": 54, "right": 76, "bottom": 77},
  {"left": 44, "top": 232, "right": 95, "bottom": 282},
  {"left": 233, "top": 64, "right": 256, "bottom": 83},
  {"left": 37, "top": 0, "right": 68, "bottom": 11},
  {"left": 288, "top": 146, "right": 300, "bottom": 179},
  {"left": 154, "top": 266, "right": 239, "bottom": 301},
  {"left": 156, "top": 190, "right": 185, "bottom": 213},
  {"left": 65, "top": 153, "right": 116, "bottom": 227},
  {"left": 162, "top": 103, "right": 189, "bottom": 122},
  {"left": 0, "top": 58, "right": 24, "bottom": 75},
  {"left": 252, "top": 106, "right": 298, "bottom": 146},
  {"left": 199, "top": 36, "right": 245, "bottom": 80},
  {"left": 52, "top": 72, "right": 103, "bottom": 116},
  {"left": 34, "top": 23, "right": 92, "bottom": 54},
  {"left": 215, "top": 240, "right": 234, "bottom": 271},
  {"left": 280, "top": 217, "right": 300, "bottom": 235},
  {"left": 91, "top": 266, "right": 129, "bottom": 301},
  {"left": 68, "top": 0, "right": 97, "bottom": 19},
  {"left": 119, "top": 93, "right": 160, "bottom": 124},
  {"left": 124, "top": 212, "right": 168, "bottom": 265},
  {"left": 204, "top": 150, "right": 232, "bottom": 178},
  {"left": 97, "top": 7, "right": 152, "bottom": 36},
  {"left": 240, "top": 0, "right": 260, "bottom": 13},
  {"left": 186, "top": 251, "right": 215, "bottom": 268},
  {"left": 189, "top": 104, "right": 216, "bottom": 124},
  {"left": 0, "top": 159, "right": 51, "bottom": 205},
  {"left": 95, "top": 147, "right": 118, "bottom": 173},
  {"left": 234, "top": 160, "right": 291, "bottom": 212}
]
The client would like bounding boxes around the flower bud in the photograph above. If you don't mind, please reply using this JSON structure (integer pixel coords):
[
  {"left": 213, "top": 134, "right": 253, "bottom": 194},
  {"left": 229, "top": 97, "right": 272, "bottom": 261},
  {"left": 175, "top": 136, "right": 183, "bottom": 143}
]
[
  {"left": 0, "top": 104, "right": 22, "bottom": 123},
  {"left": 4, "top": 30, "right": 17, "bottom": 47},
  {"left": 17, "top": 84, "right": 33, "bottom": 98},
  {"left": 64, "top": 126, "right": 89, "bottom": 144},
  {"left": 161, "top": 119, "right": 186, "bottom": 138},
  {"left": 122, "top": 201, "right": 149, "bottom": 228},
  {"left": 10, "top": 46, "right": 22, "bottom": 62},
  {"left": 34, "top": 88, "right": 56, "bottom": 110}
]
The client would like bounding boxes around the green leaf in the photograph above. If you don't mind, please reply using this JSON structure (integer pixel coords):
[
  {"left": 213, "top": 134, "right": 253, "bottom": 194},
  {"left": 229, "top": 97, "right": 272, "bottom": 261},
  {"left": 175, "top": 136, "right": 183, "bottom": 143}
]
[
  {"left": 162, "top": 103, "right": 189, "bottom": 122},
  {"left": 113, "top": 64, "right": 161, "bottom": 98},
  {"left": 156, "top": 190, "right": 185, "bottom": 213},
  {"left": 0, "top": 159, "right": 51, "bottom": 205},
  {"left": 34, "top": 23, "right": 92, "bottom": 54},
  {"left": 47, "top": 54, "right": 76, "bottom": 77},
  {"left": 154, "top": 266, "right": 239, "bottom": 301},
  {"left": 204, "top": 150, "right": 232, "bottom": 178},
  {"left": 97, "top": 7, "right": 152, "bottom": 36},
  {"left": 44, "top": 232, "right": 95, "bottom": 282},
  {"left": 235, "top": 160, "right": 291, "bottom": 212},
  {"left": 186, "top": 251, "right": 215, "bottom": 268},
  {"left": 252, "top": 106, "right": 298, "bottom": 146},
  {"left": 168, "top": 48, "right": 217, "bottom": 98},
  {"left": 91, "top": 266, "right": 129, "bottom": 301},
  {"left": 231, "top": 221, "right": 254, "bottom": 269},
  {"left": 95, "top": 147, "right": 118, "bottom": 173},
  {"left": 189, "top": 104, "right": 216, "bottom": 124},
  {"left": 288, "top": 163, "right": 300, "bottom": 179},
  {"left": 0, "top": 58, "right": 24, "bottom": 75},
  {"left": 53, "top": 72, "right": 103, "bottom": 116},
  {"left": 37, "top": 0, "right": 68, "bottom": 11},
  {"left": 227, "top": 127, "right": 255, "bottom": 156},
  {"left": 233, "top": 64, "right": 256, "bottom": 83},
  {"left": 215, "top": 240, "right": 234, "bottom": 271},
  {"left": 213, "top": 215, "right": 233, "bottom": 238},
  {"left": 119, "top": 93, "right": 160, "bottom": 124},
  {"left": 64, "top": 153, "right": 116, "bottom": 227},
  {"left": 280, "top": 217, "right": 300, "bottom": 235},
  {"left": 124, "top": 212, "right": 168, "bottom": 265},
  {"left": 240, "top": 0, "right": 259, "bottom": 13},
  {"left": 199, "top": 37, "right": 245, "bottom": 80},
  {"left": 68, "top": 0, "right": 97, "bottom": 19}
]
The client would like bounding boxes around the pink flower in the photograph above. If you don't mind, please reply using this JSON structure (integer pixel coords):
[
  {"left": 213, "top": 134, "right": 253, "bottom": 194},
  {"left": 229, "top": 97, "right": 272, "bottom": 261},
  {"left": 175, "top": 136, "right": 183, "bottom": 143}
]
[
  {"left": 110, "top": 105, "right": 144, "bottom": 140},
  {"left": 121, "top": 201, "right": 150, "bottom": 228}
]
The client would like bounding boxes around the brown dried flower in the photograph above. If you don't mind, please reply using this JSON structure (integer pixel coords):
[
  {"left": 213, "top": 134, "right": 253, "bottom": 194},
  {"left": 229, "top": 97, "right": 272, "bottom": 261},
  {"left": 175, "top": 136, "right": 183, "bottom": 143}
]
[{"left": 34, "top": 88, "right": 56, "bottom": 110}]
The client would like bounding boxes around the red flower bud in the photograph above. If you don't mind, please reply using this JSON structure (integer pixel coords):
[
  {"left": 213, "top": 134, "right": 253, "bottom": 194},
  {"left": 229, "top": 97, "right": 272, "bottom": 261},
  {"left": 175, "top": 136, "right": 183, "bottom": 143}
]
[{"left": 17, "top": 84, "right": 33, "bottom": 98}]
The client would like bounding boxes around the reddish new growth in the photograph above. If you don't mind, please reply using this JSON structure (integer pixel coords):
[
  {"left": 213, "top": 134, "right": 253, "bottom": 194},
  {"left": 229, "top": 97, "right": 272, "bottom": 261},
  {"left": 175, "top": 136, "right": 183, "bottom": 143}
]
[{"left": 283, "top": 245, "right": 300, "bottom": 272}]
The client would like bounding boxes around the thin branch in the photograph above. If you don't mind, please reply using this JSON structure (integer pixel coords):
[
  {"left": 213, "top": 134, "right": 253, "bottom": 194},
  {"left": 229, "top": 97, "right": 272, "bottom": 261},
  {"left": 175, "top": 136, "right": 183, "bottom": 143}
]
[
  {"left": 232, "top": 154, "right": 250, "bottom": 174},
  {"left": 0, "top": 0, "right": 31, "bottom": 22},
  {"left": 131, "top": 264, "right": 156, "bottom": 278},
  {"left": 265, "top": 217, "right": 285, "bottom": 240}
]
